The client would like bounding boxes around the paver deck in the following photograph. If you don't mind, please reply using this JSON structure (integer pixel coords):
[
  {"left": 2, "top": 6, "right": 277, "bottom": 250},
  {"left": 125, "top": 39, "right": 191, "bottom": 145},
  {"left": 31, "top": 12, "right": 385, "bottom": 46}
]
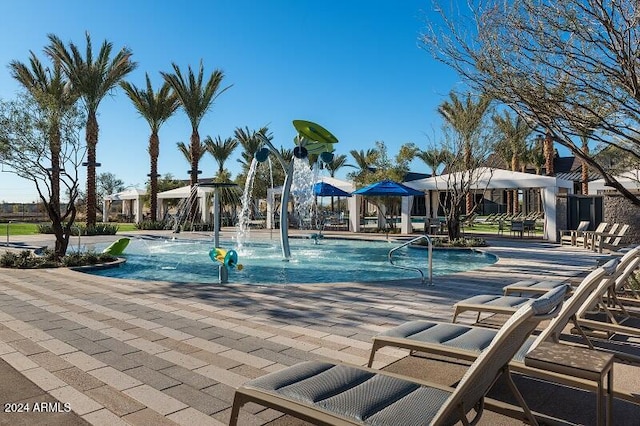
[{"left": 0, "top": 231, "right": 638, "bottom": 425}]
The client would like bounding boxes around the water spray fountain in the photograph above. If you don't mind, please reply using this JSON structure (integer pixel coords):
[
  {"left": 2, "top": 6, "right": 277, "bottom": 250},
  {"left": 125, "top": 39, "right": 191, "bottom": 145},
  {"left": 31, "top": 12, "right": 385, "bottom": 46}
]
[{"left": 254, "top": 120, "right": 338, "bottom": 260}]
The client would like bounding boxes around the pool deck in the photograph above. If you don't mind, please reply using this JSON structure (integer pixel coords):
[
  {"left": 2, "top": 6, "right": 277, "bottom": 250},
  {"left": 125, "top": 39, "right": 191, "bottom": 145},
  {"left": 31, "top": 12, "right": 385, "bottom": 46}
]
[{"left": 0, "top": 230, "right": 639, "bottom": 425}]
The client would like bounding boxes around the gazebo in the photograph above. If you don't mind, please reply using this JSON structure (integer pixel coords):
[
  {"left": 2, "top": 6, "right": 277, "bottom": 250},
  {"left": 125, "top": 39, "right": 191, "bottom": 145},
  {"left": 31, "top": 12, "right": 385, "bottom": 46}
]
[
  {"left": 404, "top": 167, "right": 574, "bottom": 241},
  {"left": 103, "top": 188, "right": 146, "bottom": 223},
  {"left": 157, "top": 185, "right": 216, "bottom": 224}
]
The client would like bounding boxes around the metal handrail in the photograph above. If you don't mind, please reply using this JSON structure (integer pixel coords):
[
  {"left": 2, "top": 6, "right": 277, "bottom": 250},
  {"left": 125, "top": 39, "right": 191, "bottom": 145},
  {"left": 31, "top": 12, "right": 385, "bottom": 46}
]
[{"left": 388, "top": 235, "right": 433, "bottom": 285}]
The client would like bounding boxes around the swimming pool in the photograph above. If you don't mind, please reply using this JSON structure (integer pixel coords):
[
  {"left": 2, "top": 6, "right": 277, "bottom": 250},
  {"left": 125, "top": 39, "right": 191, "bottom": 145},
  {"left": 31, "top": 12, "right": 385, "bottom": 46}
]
[{"left": 87, "top": 237, "right": 496, "bottom": 285}]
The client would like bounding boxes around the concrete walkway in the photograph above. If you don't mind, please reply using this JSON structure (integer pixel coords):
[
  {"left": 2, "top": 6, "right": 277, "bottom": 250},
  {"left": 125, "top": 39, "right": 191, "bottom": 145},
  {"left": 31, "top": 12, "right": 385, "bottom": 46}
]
[{"left": 0, "top": 231, "right": 638, "bottom": 425}]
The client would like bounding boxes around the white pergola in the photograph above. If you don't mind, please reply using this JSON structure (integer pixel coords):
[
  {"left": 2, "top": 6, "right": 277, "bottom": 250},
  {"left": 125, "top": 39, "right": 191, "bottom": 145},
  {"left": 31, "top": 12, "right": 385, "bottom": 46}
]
[
  {"left": 157, "top": 185, "right": 216, "bottom": 223},
  {"left": 404, "top": 167, "right": 574, "bottom": 241},
  {"left": 103, "top": 188, "right": 146, "bottom": 224},
  {"left": 588, "top": 169, "right": 640, "bottom": 193}
]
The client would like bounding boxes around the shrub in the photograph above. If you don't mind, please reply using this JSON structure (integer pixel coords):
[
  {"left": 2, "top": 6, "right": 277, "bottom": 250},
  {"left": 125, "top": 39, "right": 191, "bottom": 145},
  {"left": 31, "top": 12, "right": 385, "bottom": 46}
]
[
  {"left": 37, "top": 223, "right": 119, "bottom": 236},
  {"left": 417, "top": 237, "right": 487, "bottom": 248},
  {"left": 0, "top": 249, "right": 117, "bottom": 269},
  {"left": 135, "top": 220, "right": 167, "bottom": 230}
]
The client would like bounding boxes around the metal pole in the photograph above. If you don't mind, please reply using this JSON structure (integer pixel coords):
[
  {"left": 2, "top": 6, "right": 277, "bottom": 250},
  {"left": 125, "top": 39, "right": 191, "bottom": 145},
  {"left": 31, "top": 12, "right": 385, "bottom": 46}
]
[
  {"left": 5, "top": 221, "right": 11, "bottom": 246},
  {"left": 279, "top": 161, "right": 294, "bottom": 260},
  {"left": 213, "top": 188, "right": 220, "bottom": 248}
]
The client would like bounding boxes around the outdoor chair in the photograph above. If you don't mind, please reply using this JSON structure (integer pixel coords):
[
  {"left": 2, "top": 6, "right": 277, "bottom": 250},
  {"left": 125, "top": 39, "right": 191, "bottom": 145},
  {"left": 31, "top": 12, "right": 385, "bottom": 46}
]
[
  {"left": 580, "top": 222, "right": 609, "bottom": 250},
  {"left": 591, "top": 223, "right": 630, "bottom": 253},
  {"left": 510, "top": 220, "right": 524, "bottom": 238},
  {"left": 367, "top": 259, "right": 640, "bottom": 406},
  {"left": 559, "top": 220, "right": 590, "bottom": 246},
  {"left": 230, "top": 287, "right": 567, "bottom": 426},
  {"left": 502, "top": 278, "right": 569, "bottom": 297},
  {"left": 451, "top": 248, "right": 638, "bottom": 324},
  {"left": 523, "top": 219, "right": 536, "bottom": 237},
  {"left": 574, "top": 250, "right": 640, "bottom": 346}
]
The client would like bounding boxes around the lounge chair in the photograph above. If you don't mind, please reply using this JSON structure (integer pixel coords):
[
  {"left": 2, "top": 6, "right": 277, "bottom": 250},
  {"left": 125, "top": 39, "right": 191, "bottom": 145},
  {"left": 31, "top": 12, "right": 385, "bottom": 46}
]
[
  {"left": 367, "top": 259, "right": 640, "bottom": 406},
  {"left": 559, "top": 220, "right": 590, "bottom": 246},
  {"left": 502, "top": 278, "right": 569, "bottom": 297},
  {"left": 578, "top": 222, "right": 609, "bottom": 249},
  {"left": 574, "top": 252, "right": 640, "bottom": 346},
  {"left": 452, "top": 247, "right": 638, "bottom": 324},
  {"left": 229, "top": 286, "right": 567, "bottom": 426},
  {"left": 591, "top": 223, "right": 630, "bottom": 253}
]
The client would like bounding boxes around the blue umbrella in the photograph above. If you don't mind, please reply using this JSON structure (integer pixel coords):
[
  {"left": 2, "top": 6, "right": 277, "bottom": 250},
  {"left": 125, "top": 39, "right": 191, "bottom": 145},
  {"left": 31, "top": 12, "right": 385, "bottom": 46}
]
[
  {"left": 313, "top": 182, "right": 351, "bottom": 197},
  {"left": 352, "top": 179, "right": 423, "bottom": 196}
]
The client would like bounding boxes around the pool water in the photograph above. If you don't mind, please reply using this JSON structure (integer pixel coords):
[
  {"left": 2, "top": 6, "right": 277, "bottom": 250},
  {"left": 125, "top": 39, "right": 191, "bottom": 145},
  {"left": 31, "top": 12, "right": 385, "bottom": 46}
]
[{"left": 87, "top": 237, "right": 496, "bottom": 285}]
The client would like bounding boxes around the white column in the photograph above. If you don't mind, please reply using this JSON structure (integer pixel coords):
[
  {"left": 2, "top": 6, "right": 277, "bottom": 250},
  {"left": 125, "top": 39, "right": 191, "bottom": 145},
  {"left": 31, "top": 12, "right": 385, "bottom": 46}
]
[
  {"left": 424, "top": 191, "right": 431, "bottom": 219},
  {"left": 349, "top": 194, "right": 360, "bottom": 232},
  {"left": 401, "top": 196, "right": 413, "bottom": 234},
  {"left": 135, "top": 197, "right": 143, "bottom": 223},
  {"left": 102, "top": 199, "right": 108, "bottom": 222},
  {"left": 200, "top": 192, "right": 208, "bottom": 223}
]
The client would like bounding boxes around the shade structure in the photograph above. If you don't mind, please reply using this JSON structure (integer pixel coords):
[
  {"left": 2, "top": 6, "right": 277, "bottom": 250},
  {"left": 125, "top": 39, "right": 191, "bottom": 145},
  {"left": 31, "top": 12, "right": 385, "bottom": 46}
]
[
  {"left": 292, "top": 120, "right": 338, "bottom": 144},
  {"left": 352, "top": 179, "right": 423, "bottom": 197},
  {"left": 313, "top": 182, "right": 351, "bottom": 197}
]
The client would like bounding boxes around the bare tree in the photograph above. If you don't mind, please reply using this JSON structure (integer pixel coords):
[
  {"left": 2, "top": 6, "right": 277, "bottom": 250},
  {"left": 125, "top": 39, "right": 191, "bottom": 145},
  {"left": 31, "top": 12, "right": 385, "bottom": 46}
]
[
  {"left": 0, "top": 94, "right": 85, "bottom": 258},
  {"left": 436, "top": 117, "right": 494, "bottom": 240},
  {"left": 424, "top": 0, "right": 640, "bottom": 205}
]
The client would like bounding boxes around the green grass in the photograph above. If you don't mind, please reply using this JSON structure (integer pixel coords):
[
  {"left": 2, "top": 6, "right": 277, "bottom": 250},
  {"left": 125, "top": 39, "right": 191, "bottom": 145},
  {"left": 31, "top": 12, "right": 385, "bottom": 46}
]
[
  {"left": 1, "top": 222, "right": 138, "bottom": 236},
  {"left": 2, "top": 222, "right": 41, "bottom": 235}
]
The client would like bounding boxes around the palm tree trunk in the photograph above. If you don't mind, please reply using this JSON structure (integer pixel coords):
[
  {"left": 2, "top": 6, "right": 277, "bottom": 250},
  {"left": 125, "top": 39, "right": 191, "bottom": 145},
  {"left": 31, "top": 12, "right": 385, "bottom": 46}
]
[
  {"left": 149, "top": 132, "right": 160, "bottom": 221},
  {"left": 86, "top": 113, "right": 99, "bottom": 226},
  {"left": 190, "top": 129, "right": 200, "bottom": 186},
  {"left": 543, "top": 130, "right": 554, "bottom": 176},
  {"left": 49, "top": 125, "right": 68, "bottom": 258}
]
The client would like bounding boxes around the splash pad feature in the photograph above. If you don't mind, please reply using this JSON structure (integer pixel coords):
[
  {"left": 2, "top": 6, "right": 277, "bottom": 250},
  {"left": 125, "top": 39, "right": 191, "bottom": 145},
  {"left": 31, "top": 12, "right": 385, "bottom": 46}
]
[
  {"left": 102, "top": 238, "right": 130, "bottom": 255},
  {"left": 254, "top": 120, "right": 338, "bottom": 260}
]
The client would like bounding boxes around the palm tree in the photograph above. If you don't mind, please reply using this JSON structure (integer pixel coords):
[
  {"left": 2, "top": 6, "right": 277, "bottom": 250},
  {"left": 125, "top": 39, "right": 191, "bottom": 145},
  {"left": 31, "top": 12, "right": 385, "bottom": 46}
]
[
  {"left": 161, "top": 61, "right": 230, "bottom": 186},
  {"left": 46, "top": 32, "right": 137, "bottom": 226},
  {"left": 205, "top": 135, "right": 238, "bottom": 180},
  {"left": 348, "top": 148, "right": 378, "bottom": 185},
  {"left": 325, "top": 154, "right": 349, "bottom": 178},
  {"left": 177, "top": 140, "right": 207, "bottom": 167},
  {"left": 121, "top": 74, "right": 179, "bottom": 221},
  {"left": 416, "top": 148, "right": 449, "bottom": 176},
  {"left": 235, "top": 126, "right": 268, "bottom": 171},
  {"left": 493, "top": 111, "right": 532, "bottom": 214},
  {"left": 9, "top": 53, "right": 79, "bottom": 258},
  {"left": 437, "top": 92, "right": 492, "bottom": 213}
]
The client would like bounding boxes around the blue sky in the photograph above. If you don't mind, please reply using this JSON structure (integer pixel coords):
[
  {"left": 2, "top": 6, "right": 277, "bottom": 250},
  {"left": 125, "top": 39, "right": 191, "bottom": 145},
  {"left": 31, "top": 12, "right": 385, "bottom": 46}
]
[{"left": 1, "top": 0, "right": 464, "bottom": 203}]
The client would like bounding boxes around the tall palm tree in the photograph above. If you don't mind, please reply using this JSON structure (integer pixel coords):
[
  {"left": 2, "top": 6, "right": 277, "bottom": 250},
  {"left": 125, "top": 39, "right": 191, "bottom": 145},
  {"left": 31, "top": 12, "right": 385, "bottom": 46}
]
[
  {"left": 493, "top": 111, "right": 532, "bottom": 214},
  {"left": 177, "top": 140, "right": 207, "bottom": 167},
  {"left": 205, "top": 135, "right": 238, "bottom": 180},
  {"left": 438, "top": 92, "right": 492, "bottom": 213},
  {"left": 9, "top": 53, "right": 79, "bottom": 258},
  {"left": 121, "top": 74, "right": 179, "bottom": 221},
  {"left": 46, "top": 32, "right": 137, "bottom": 226},
  {"left": 543, "top": 130, "right": 555, "bottom": 176},
  {"left": 161, "top": 61, "right": 230, "bottom": 186}
]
